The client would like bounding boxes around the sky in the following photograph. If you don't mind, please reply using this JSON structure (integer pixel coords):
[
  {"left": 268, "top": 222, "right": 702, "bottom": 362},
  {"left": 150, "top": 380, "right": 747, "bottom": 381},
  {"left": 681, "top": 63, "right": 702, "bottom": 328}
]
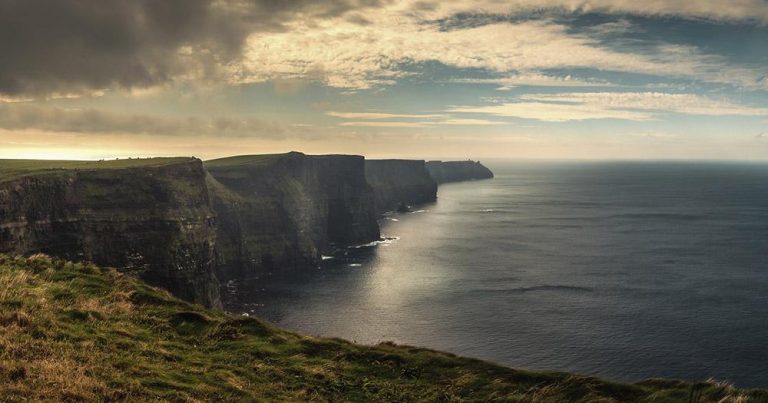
[{"left": 1, "top": 0, "right": 768, "bottom": 161}]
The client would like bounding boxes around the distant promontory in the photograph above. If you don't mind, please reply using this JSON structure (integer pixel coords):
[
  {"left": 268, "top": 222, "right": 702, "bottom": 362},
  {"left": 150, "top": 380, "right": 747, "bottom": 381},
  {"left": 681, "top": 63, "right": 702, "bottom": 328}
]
[{"left": 426, "top": 160, "right": 494, "bottom": 184}]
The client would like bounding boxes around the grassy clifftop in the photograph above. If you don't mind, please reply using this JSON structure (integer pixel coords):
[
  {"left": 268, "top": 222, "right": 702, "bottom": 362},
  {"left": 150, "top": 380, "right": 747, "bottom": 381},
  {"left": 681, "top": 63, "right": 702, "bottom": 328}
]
[
  {"left": 0, "top": 157, "right": 195, "bottom": 183},
  {"left": 1, "top": 255, "right": 765, "bottom": 402}
]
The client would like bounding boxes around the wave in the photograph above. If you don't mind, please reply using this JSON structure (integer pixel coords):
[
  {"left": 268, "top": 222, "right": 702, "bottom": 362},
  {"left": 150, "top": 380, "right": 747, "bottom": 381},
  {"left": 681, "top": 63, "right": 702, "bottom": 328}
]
[
  {"left": 607, "top": 212, "right": 703, "bottom": 221},
  {"left": 472, "top": 285, "right": 593, "bottom": 294},
  {"left": 348, "top": 236, "right": 400, "bottom": 249}
]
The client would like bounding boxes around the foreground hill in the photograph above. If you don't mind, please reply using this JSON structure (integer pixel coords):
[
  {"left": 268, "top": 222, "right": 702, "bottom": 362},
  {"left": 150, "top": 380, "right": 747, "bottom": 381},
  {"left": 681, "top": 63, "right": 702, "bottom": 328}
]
[{"left": 1, "top": 255, "right": 764, "bottom": 402}]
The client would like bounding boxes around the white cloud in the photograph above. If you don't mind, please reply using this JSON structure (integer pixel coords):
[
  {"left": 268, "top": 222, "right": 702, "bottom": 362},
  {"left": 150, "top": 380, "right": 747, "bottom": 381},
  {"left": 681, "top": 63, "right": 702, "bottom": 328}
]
[
  {"left": 453, "top": 73, "right": 613, "bottom": 89},
  {"left": 0, "top": 103, "right": 290, "bottom": 138},
  {"left": 401, "top": 1, "right": 768, "bottom": 23},
  {"left": 439, "top": 118, "right": 506, "bottom": 126},
  {"left": 514, "top": 0, "right": 768, "bottom": 22},
  {"left": 327, "top": 111, "right": 444, "bottom": 119},
  {"left": 449, "top": 92, "right": 768, "bottom": 122},
  {"left": 523, "top": 92, "right": 768, "bottom": 116},
  {"left": 338, "top": 121, "right": 431, "bottom": 127},
  {"left": 334, "top": 116, "right": 505, "bottom": 127},
  {"left": 0, "top": 96, "right": 32, "bottom": 103},
  {"left": 235, "top": 4, "right": 767, "bottom": 91},
  {"left": 450, "top": 101, "right": 653, "bottom": 122}
]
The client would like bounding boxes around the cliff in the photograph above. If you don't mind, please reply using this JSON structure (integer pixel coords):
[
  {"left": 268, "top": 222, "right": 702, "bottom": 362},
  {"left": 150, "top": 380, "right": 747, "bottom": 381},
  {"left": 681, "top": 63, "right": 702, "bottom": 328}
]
[
  {"left": 0, "top": 154, "right": 494, "bottom": 309},
  {"left": 205, "top": 152, "right": 380, "bottom": 284},
  {"left": 2, "top": 254, "right": 765, "bottom": 402},
  {"left": 0, "top": 158, "right": 220, "bottom": 308},
  {"left": 364, "top": 159, "right": 437, "bottom": 214},
  {"left": 426, "top": 160, "right": 494, "bottom": 184}
]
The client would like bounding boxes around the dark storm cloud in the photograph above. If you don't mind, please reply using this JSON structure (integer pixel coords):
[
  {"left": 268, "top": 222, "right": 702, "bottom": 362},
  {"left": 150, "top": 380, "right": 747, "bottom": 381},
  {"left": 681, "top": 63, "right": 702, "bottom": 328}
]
[
  {"left": 0, "top": 103, "right": 287, "bottom": 138},
  {"left": 0, "top": 0, "right": 386, "bottom": 96}
]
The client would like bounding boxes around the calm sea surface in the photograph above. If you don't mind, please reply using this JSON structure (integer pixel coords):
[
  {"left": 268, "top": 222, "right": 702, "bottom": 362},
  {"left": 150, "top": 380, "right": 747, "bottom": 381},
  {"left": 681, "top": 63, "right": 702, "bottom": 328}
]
[{"left": 235, "top": 161, "right": 768, "bottom": 387}]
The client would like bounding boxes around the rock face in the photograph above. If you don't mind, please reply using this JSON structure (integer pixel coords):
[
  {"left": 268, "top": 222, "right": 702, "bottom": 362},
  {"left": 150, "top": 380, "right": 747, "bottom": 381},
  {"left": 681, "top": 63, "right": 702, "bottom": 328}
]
[
  {"left": 205, "top": 152, "right": 380, "bottom": 283},
  {"left": 0, "top": 158, "right": 220, "bottom": 307},
  {"left": 365, "top": 159, "right": 437, "bottom": 214},
  {"left": 426, "top": 160, "right": 494, "bottom": 184}
]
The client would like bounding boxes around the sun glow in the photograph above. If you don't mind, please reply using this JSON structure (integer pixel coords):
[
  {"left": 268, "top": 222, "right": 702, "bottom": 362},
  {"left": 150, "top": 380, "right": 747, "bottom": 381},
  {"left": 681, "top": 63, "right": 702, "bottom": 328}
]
[{"left": 0, "top": 146, "right": 109, "bottom": 161}]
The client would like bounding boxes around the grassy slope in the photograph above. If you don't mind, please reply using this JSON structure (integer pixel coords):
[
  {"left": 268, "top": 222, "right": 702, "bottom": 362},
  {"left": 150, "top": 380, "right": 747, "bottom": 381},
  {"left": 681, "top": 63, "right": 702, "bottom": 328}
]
[
  {"left": 0, "top": 158, "right": 194, "bottom": 183},
  {"left": 204, "top": 154, "right": 289, "bottom": 179},
  {"left": 204, "top": 154, "right": 286, "bottom": 168},
  {"left": 1, "top": 255, "right": 765, "bottom": 402}
]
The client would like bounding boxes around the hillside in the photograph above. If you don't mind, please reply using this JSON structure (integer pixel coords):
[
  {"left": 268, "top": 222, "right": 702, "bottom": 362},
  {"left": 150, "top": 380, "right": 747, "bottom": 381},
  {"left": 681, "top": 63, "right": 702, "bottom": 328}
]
[{"left": 1, "top": 254, "right": 765, "bottom": 402}]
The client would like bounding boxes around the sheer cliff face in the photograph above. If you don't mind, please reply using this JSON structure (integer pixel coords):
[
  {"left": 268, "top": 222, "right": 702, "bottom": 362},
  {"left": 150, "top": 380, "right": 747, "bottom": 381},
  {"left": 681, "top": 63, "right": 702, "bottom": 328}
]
[
  {"left": 0, "top": 159, "right": 220, "bottom": 308},
  {"left": 205, "top": 152, "right": 380, "bottom": 282},
  {"left": 426, "top": 161, "right": 494, "bottom": 184},
  {"left": 365, "top": 160, "right": 437, "bottom": 214}
]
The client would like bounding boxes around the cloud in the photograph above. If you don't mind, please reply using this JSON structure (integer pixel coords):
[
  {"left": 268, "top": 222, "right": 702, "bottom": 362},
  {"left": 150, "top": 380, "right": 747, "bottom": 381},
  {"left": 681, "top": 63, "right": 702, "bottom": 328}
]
[
  {"left": 238, "top": 11, "right": 767, "bottom": 90},
  {"left": 0, "top": 104, "right": 286, "bottom": 138},
  {"left": 439, "top": 118, "right": 506, "bottom": 125},
  {"left": 338, "top": 121, "right": 431, "bottom": 127},
  {"left": 0, "top": 0, "right": 386, "bottom": 96},
  {"left": 449, "top": 92, "right": 768, "bottom": 122},
  {"left": 3, "top": 0, "right": 767, "bottom": 98},
  {"left": 3, "top": 0, "right": 767, "bottom": 110},
  {"left": 334, "top": 115, "right": 504, "bottom": 127},
  {"left": 523, "top": 93, "right": 768, "bottom": 116},
  {"left": 0, "top": 96, "right": 33, "bottom": 104},
  {"left": 452, "top": 73, "right": 613, "bottom": 89},
  {"left": 540, "top": 0, "right": 768, "bottom": 22},
  {"left": 409, "top": 1, "right": 768, "bottom": 23},
  {"left": 327, "top": 111, "right": 444, "bottom": 119},
  {"left": 450, "top": 101, "right": 653, "bottom": 122}
]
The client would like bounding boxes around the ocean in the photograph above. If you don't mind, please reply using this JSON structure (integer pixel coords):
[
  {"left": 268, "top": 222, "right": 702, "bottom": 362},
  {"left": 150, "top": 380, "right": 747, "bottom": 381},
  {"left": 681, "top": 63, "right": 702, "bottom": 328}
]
[{"left": 234, "top": 161, "right": 768, "bottom": 387}]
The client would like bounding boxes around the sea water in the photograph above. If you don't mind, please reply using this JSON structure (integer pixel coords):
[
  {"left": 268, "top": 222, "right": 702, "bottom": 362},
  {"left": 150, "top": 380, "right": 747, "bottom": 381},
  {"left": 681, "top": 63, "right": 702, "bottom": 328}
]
[{"left": 234, "top": 161, "right": 768, "bottom": 387}]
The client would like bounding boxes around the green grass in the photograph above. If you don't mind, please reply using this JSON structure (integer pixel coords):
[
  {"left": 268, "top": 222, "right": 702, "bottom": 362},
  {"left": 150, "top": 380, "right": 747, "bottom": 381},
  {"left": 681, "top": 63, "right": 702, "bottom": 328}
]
[
  {"left": 204, "top": 153, "right": 292, "bottom": 183},
  {"left": 204, "top": 153, "right": 290, "bottom": 169},
  {"left": 0, "top": 158, "right": 194, "bottom": 183},
  {"left": 0, "top": 254, "right": 766, "bottom": 402},
  {"left": 204, "top": 152, "right": 357, "bottom": 170}
]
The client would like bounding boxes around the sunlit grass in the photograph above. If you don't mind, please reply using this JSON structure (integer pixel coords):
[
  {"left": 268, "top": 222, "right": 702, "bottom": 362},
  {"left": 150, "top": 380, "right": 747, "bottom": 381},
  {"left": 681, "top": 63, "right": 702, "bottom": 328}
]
[{"left": 0, "top": 157, "right": 193, "bottom": 182}]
